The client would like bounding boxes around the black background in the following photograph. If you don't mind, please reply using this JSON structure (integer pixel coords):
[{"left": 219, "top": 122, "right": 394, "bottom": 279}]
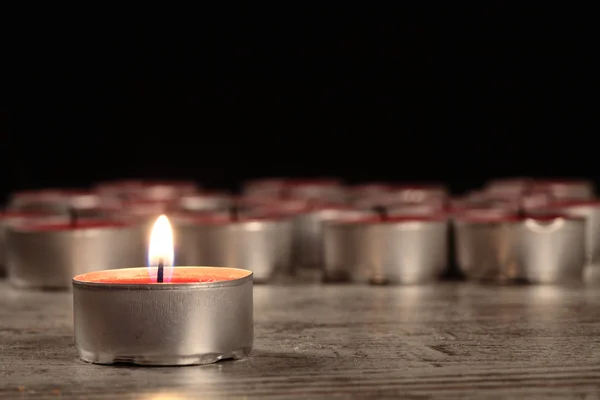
[{"left": 2, "top": 5, "right": 595, "bottom": 203}]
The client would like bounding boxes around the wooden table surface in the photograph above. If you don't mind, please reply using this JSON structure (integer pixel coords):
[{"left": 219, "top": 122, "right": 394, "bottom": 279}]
[{"left": 2, "top": 275, "right": 600, "bottom": 399}]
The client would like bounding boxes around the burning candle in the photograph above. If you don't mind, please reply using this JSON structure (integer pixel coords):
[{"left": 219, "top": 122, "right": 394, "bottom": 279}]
[
  {"left": 6, "top": 219, "right": 145, "bottom": 289},
  {"left": 72, "top": 215, "right": 253, "bottom": 366}
]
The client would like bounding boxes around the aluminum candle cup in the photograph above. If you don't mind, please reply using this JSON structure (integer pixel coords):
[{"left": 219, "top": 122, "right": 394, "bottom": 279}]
[
  {"left": 484, "top": 178, "right": 532, "bottom": 198},
  {"left": 387, "top": 203, "right": 445, "bottom": 217},
  {"left": 518, "top": 214, "right": 586, "bottom": 284},
  {"left": 453, "top": 211, "right": 522, "bottom": 282},
  {"left": 323, "top": 218, "right": 371, "bottom": 282},
  {"left": 293, "top": 207, "right": 371, "bottom": 268},
  {"left": 0, "top": 212, "right": 67, "bottom": 276},
  {"left": 175, "top": 215, "right": 293, "bottom": 282},
  {"left": 537, "top": 201, "right": 600, "bottom": 270},
  {"left": 366, "top": 215, "right": 448, "bottom": 284},
  {"left": 242, "top": 178, "right": 287, "bottom": 199},
  {"left": 6, "top": 221, "right": 145, "bottom": 289},
  {"left": 285, "top": 179, "right": 347, "bottom": 203},
  {"left": 72, "top": 267, "right": 253, "bottom": 366},
  {"left": 7, "top": 189, "right": 69, "bottom": 214},
  {"left": 178, "top": 193, "right": 233, "bottom": 212},
  {"left": 7, "top": 189, "right": 118, "bottom": 218},
  {"left": 383, "top": 184, "right": 448, "bottom": 205},
  {"left": 531, "top": 179, "right": 595, "bottom": 200},
  {"left": 95, "top": 180, "right": 199, "bottom": 201},
  {"left": 348, "top": 183, "right": 391, "bottom": 205}
]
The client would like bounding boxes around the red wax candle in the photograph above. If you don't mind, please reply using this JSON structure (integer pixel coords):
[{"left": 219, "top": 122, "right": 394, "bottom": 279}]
[{"left": 74, "top": 267, "right": 250, "bottom": 285}]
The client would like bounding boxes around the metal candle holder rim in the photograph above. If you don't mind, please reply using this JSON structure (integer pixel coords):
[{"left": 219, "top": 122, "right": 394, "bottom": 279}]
[
  {"left": 537, "top": 200, "right": 600, "bottom": 209},
  {"left": 454, "top": 213, "right": 585, "bottom": 224},
  {"left": 328, "top": 215, "right": 448, "bottom": 225},
  {"left": 284, "top": 178, "right": 342, "bottom": 187},
  {"left": 9, "top": 220, "right": 135, "bottom": 232},
  {"left": 532, "top": 178, "right": 591, "bottom": 186},
  {"left": 174, "top": 214, "right": 285, "bottom": 225},
  {"left": 72, "top": 267, "right": 254, "bottom": 290},
  {"left": 0, "top": 211, "right": 57, "bottom": 219}
]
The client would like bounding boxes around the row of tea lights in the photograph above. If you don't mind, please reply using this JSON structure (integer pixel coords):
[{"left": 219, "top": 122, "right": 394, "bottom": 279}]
[
  {"left": 1, "top": 177, "right": 599, "bottom": 290},
  {"left": 2, "top": 177, "right": 598, "bottom": 367}
]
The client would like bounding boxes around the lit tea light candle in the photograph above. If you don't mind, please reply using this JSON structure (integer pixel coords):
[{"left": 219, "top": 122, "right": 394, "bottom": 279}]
[{"left": 72, "top": 215, "right": 253, "bottom": 366}]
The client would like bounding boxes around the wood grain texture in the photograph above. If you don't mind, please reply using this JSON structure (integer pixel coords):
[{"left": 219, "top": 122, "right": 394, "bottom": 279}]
[{"left": 2, "top": 277, "right": 600, "bottom": 399}]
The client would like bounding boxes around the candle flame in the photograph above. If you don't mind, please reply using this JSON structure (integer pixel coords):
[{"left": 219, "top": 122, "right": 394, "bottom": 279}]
[{"left": 148, "top": 215, "right": 174, "bottom": 282}]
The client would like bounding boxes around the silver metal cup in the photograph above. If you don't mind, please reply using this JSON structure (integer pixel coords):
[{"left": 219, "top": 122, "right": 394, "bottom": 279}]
[
  {"left": 533, "top": 202, "right": 600, "bottom": 271},
  {"left": 324, "top": 215, "right": 448, "bottom": 284},
  {"left": 285, "top": 179, "right": 346, "bottom": 203},
  {"left": 7, "top": 221, "right": 146, "bottom": 289},
  {"left": 7, "top": 189, "right": 70, "bottom": 214},
  {"left": 73, "top": 267, "right": 253, "bottom": 366},
  {"left": 453, "top": 212, "right": 522, "bottom": 282},
  {"left": 323, "top": 218, "right": 371, "bottom": 282},
  {"left": 95, "top": 180, "right": 199, "bottom": 201},
  {"left": 383, "top": 184, "right": 448, "bottom": 205},
  {"left": 0, "top": 212, "right": 69, "bottom": 276},
  {"left": 178, "top": 192, "right": 233, "bottom": 212},
  {"left": 347, "top": 183, "right": 391, "bottom": 205},
  {"left": 175, "top": 216, "right": 293, "bottom": 282},
  {"left": 242, "top": 178, "right": 287, "bottom": 199},
  {"left": 531, "top": 179, "right": 595, "bottom": 200},
  {"left": 292, "top": 207, "right": 371, "bottom": 268},
  {"left": 517, "top": 215, "right": 586, "bottom": 284},
  {"left": 484, "top": 177, "right": 532, "bottom": 197},
  {"left": 366, "top": 216, "right": 448, "bottom": 284}
]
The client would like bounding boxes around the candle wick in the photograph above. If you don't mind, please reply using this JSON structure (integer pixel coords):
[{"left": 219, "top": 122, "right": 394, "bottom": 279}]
[
  {"left": 68, "top": 207, "right": 78, "bottom": 227},
  {"left": 373, "top": 205, "right": 388, "bottom": 221},
  {"left": 157, "top": 258, "right": 164, "bottom": 283}
]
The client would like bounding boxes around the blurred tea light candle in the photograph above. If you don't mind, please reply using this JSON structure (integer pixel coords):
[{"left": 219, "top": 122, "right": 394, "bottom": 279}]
[
  {"left": 383, "top": 184, "right": 448, "bottom": 204},
  {"left": 284, "top": 178, "right": 347, "bottom": 203},
  {"left": 94, "top": 180, "right": 200, "bottom": 201},
  {"left": 518, "top": 214, "right": 586, "bottom": 283},
  {"left": 0, "top": 211, "right": 66, "bottom": 276},
  {"left": 6, "top": 219, "right": 145, "bottom": 289},
  {"left": 453, "top": 210, "right": 523, "bottom": 282},
  {"left": 324, "top": 214, "right": 448, "bottom": 284},
  {"left": 177, "top": 192, "right": 233, "bottom": 212},
  {"left": 72, "top": 214, "right": 253, "bottom": 366},
  {"left": 242, "top": 178, "right": 288, "bottom": 199},
  {"left": 535, "top": 201, "right": 600, "bottom": 272},
  {"left": 7, "top": 189, "right": 120, "bottom": 219},
  {"left": 7, "top": 189, "right": 70, "bottom": 214},
  {"left": 292, "top": 205, "right": 372, "bottom": 269},
  {"left": 530, "top": 179, "right": 595, "bottom": 201},
  {"left": 174, "top": 211, "right": 293, "bottom": 282}
]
